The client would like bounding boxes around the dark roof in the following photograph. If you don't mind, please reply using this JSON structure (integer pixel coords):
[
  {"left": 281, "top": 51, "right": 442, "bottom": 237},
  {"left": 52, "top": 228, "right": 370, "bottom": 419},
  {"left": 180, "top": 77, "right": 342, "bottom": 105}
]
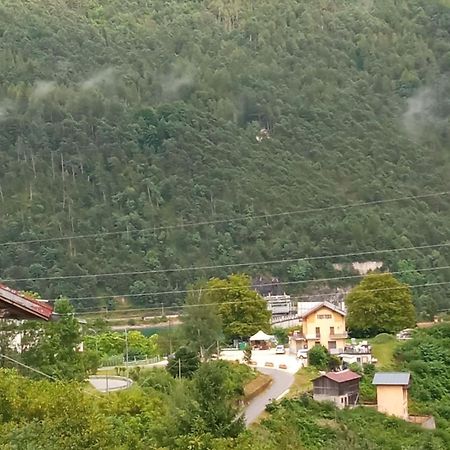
[
  {"left": 372, "top": 372, "right": 410, "bottom": 386},
  {"left": 0, "top": 284, "right": 53, "bottom": 321},
  {"left": 301, "top": 301, "right": 346, "bottom": 319},
  {"left": 314, "top": 369, "right": 361, "bottom": 384}
]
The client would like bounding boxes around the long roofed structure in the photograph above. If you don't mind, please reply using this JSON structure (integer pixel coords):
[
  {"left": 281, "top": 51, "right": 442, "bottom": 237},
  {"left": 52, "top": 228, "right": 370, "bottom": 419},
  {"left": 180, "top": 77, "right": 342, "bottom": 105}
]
[{"left": 0, "top": 284, "right": 53, "bottom": 321}]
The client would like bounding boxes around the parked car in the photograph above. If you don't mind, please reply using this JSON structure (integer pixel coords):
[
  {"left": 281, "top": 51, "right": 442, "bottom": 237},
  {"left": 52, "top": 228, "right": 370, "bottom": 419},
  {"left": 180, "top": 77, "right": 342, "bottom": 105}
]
[
  {"left": 275, "top": 345, "right": 286, "bottom": 354},
  {"left": 396, "top": 328, "right": 414, "bottom": 340}
]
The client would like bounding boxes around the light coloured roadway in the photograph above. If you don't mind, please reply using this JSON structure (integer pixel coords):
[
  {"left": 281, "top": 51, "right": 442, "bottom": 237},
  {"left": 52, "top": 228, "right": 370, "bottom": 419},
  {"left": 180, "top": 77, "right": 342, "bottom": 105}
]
[
  {"left": 88, "top": 376, "right": 132, "bottom": 392},
  {"left": 244, "top": 367, "right": 295, "bottom": 426}
]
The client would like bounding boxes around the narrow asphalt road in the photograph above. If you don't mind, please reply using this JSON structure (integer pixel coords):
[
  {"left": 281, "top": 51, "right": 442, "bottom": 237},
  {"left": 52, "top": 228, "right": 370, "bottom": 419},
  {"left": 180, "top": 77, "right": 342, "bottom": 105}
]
[{"left": 244, "top": 367, "right": 295, "bottom": 426}]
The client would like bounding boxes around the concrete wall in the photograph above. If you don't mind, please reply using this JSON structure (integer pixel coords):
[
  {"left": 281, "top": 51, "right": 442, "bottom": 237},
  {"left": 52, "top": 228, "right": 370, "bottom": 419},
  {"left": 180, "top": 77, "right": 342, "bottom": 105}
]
[
  {"left": 376, "top": 385, "right": 408, "bottom": 419},
  {"left": 313, "top": 394, "right": 349, "bottom": 409}
]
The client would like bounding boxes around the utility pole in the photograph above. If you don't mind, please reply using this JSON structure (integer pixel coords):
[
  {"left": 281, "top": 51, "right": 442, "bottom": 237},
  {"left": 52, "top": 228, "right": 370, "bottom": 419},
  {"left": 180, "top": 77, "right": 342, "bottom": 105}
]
[
  {"left": 161, "top": 302, "right": 165, "bottom": 317},
  {"left": 125, "top": 327, "right": 129, "bottom": 386},
  {"left": 198, "top": 328, "right": 204, "bottom": 360},
  {"left": 168, "top": 316, "right": 173, "bottom": 355}
]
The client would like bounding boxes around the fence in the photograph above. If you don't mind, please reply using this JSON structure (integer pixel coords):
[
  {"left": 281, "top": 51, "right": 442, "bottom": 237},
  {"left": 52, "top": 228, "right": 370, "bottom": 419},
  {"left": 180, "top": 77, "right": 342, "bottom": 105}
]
[{"left": 99, "top": 355, "right": 161, "bottom": 368}]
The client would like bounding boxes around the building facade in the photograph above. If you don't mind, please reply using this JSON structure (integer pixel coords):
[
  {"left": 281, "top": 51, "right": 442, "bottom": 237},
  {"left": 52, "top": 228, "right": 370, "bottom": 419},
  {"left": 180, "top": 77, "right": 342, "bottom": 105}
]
[
  {"left": 373, "top": 372, "right": 410, "bottom": 420},
  {"left": 264, "top": 293, "right": 292, "bottom": 315},
  {"left": 289, "top": 301, "right": 347, "bottom": 354}
]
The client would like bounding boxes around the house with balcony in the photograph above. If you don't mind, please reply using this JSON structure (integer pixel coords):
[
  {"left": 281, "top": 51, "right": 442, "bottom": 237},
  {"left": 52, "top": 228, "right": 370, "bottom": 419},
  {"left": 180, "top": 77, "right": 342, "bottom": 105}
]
[
  {"left": 289, "top": 301, "right": 347, "bottom": 355},
  {"left": 340, "top": 341, "right": 375, "bottom": 367}
]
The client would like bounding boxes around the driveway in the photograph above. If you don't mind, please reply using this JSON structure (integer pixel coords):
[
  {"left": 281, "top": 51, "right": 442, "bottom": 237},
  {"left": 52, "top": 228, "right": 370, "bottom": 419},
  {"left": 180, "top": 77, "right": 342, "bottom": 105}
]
[
  {"left": 244, "top": 367, "right": 295, "bottom": 425},
  {"left": 88, "top": 376, "right": 133, "bottom": 392}
]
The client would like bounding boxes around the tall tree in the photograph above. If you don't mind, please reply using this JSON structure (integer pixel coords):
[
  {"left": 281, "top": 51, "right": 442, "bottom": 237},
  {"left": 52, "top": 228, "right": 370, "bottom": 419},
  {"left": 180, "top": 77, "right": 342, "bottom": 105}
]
[
  {"left": 191, "top": 360, "right": 245, "bottom": 438},
  {"left": 201, "top": 274, "right": 271, "bottom": 341},
  {"left": 21, "top": 298, "right": 98, "bottom": 380},
  {"left": 181, "top": 286, "right": 223, "bottom": 359},
  {"left": 346, "top": 273, "right": 416, "bottom": 336}
]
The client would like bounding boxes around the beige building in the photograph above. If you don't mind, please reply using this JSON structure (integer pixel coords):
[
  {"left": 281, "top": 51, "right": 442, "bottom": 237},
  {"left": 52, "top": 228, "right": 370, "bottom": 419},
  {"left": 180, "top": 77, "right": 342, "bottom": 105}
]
[
  {"left": 289, "top": 301, "right": 348, "bottom": 354},
  {"left": 372, "top": 372, "right": 410, "bottom": 420}
]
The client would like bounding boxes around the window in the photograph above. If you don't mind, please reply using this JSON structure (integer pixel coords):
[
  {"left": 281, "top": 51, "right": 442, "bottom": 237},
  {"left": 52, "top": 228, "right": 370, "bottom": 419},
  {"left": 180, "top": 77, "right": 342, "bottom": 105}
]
[
  {"left": 330, "top": 326, "right": 335, "bottom": 335},
  {"left": 315, "top": 327, "right": 320, "bottom": 338},
  {"left": 328, "top": 341, "right": 337, "bottom": 350},
  {"left": 317, "top": 314, "right": 332, "bottom": 319}
]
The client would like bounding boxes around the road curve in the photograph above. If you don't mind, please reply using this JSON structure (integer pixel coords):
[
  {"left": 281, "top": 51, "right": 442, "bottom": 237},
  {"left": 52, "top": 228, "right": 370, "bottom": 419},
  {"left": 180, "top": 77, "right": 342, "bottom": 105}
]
[
  {"left": 244, "top": 367, "right": 295, "bottom": 426},
  {"left": 88, "top": 376, "right": 133, "bottom": 392}
]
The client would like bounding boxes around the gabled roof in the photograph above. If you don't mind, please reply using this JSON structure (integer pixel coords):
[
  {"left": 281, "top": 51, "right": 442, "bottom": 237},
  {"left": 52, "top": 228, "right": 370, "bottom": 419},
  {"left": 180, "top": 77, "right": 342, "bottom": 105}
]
[
  {"left": 372, "top": 372, "right": 410, "bottom": 386},
  {"left": 313, "top": 369, "right": 361, "bottom": 384},
  {"left": 301, "top": 301, "right": 346, "bottom": 318},
  {"left": 0, "top": 284, "right": 53, "bottom": 321}
]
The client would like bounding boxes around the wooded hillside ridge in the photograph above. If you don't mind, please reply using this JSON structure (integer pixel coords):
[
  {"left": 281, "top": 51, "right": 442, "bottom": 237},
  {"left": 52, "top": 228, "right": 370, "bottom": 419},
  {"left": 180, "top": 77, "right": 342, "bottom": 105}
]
[{"left": 0, "top": 0, "right": 449, "bottom": 317}]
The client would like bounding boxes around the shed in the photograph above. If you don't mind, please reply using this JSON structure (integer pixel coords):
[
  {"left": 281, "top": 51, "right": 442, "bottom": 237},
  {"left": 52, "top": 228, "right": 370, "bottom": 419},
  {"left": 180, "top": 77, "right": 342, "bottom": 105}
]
[
  {"left": 312, "top": 369, "right": 361, "bottom": 408},
  {"left": 372, "top": 372, "right": 411, "bottom": 419}
]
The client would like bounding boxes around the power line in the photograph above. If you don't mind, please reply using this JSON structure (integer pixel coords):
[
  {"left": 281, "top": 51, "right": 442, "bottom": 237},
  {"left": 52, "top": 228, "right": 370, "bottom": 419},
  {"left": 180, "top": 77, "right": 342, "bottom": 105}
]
[
  {"left": 69, "top": 266, "right": 450, "bottom": 308},
  {"left": 0, "top": 354, "right": 103, "bottom": 398},
  {"left": 0, "top": 190, "right": 448, "bottom": 248},
  {"left": 2, "top": 241, "right": 450, "bottom": 283},
  {"left": 70, "top": 264, "right": 450, "bottom": 308},
  {"left": 74, "top": 280, "right": 450, "bottom": 315},
  {"left": 0, "top": 354, "right": 58, "bottom": 381}
]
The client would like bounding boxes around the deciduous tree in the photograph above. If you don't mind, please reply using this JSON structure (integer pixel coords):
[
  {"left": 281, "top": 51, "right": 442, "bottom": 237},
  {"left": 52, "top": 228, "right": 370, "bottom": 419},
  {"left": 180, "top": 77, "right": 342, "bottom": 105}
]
[{"left": 346, "top": 273, "right": 416, "bottom": 336}]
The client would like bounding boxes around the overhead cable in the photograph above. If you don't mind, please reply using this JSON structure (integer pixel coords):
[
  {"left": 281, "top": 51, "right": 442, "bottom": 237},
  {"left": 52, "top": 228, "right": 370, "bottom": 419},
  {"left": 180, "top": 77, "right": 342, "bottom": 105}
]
[{"left": 0, "top": 190, "right": 448, "bottom": 247}]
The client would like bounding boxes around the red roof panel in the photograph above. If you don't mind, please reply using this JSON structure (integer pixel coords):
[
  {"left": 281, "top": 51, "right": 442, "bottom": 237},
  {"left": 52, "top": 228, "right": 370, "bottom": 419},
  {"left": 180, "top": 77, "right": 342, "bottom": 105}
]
[
  {"left": 316, "top": 370, "right": 361, "bottom": 383},
  {"left": 0, "top": 284, "right": 53, "bottom": 320}
]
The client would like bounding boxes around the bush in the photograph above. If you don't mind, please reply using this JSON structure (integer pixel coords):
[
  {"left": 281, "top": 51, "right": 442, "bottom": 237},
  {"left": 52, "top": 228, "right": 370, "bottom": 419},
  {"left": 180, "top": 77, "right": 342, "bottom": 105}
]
[{"left": 308, "top": 345, "right": 330, "bottom": 370}]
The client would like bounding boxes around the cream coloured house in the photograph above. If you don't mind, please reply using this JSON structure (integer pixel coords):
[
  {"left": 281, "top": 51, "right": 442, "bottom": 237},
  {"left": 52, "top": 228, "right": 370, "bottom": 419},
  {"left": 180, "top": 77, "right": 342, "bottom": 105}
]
[{"left": 289, "top": 301, "right": 348, "bottom": 355}]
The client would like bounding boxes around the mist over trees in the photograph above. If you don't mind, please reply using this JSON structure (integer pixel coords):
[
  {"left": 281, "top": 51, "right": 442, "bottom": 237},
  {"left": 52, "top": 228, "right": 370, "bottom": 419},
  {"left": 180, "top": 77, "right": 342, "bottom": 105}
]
[{"left": 0, "top": 0, "right": 449, "bottom": 317}]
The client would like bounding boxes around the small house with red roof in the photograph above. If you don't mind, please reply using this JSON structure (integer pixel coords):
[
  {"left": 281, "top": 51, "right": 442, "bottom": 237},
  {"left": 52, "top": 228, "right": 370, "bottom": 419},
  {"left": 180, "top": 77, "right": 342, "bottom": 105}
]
[{"left": 312, "top": 369, "right": 361, "bottom": 408}]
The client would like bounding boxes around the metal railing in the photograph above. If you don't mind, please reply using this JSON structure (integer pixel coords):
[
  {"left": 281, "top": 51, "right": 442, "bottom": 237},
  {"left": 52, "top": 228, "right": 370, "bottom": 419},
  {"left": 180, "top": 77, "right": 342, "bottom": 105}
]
[{"left": 99, "top": 355, "right": 161, "bottom": 368}]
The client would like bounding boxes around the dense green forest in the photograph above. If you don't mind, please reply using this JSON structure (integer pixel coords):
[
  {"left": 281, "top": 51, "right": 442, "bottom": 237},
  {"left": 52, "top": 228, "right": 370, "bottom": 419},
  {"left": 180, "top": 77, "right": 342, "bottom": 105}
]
[{"left": 0, "top": 0, "right": 450, "bottom": 315}]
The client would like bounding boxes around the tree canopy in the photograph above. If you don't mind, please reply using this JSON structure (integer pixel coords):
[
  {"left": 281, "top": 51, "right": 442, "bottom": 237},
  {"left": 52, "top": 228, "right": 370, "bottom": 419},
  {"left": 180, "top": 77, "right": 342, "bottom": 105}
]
[
  {"left": 0, "top": 0, "right": 449, "bottom": 318},
  {"left": 346, "top": 273, "right": 416, "bottom": 336},
  {"left": 207, "top": 274, "right": 271, "bottom": 340}
]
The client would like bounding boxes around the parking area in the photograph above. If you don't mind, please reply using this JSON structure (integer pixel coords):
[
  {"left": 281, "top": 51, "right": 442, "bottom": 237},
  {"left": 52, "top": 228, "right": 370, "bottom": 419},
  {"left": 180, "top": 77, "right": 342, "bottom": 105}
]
[{"left": 220, "top": 348, "right": 303, "bottom": 374}]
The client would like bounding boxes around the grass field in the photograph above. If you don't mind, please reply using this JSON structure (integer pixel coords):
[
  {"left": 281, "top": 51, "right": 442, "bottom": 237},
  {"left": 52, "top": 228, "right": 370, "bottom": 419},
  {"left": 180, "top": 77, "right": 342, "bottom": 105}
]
[
  {"left": 287, "top": 366, "right": 319, "bottom": 398},
  {"left": 370, "top": 334, "right": 400, "bottom": 369}
]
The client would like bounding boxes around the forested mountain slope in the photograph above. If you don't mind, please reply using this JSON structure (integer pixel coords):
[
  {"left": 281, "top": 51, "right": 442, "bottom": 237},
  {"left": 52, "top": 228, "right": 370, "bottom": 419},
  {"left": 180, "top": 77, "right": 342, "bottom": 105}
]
[{"left": 0, "top": 0, "right": 449, "bottom": 313}]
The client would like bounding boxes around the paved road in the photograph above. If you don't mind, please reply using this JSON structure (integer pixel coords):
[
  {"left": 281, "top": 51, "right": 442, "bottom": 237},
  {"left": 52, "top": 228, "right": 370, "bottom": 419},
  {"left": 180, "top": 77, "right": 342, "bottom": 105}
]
[
  {"left": 88, "top": 376, "right": 133, "bottom": 392},
  {"left": 244, "top": 367, "right": 295, "bottom": 426}
]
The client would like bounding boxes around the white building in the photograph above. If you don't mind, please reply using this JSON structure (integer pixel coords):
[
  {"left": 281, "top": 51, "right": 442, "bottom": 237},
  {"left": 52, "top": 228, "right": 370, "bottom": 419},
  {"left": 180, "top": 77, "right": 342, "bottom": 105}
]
[{"left": 264, "top": 293, "right": 292, "bottom": 315}]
